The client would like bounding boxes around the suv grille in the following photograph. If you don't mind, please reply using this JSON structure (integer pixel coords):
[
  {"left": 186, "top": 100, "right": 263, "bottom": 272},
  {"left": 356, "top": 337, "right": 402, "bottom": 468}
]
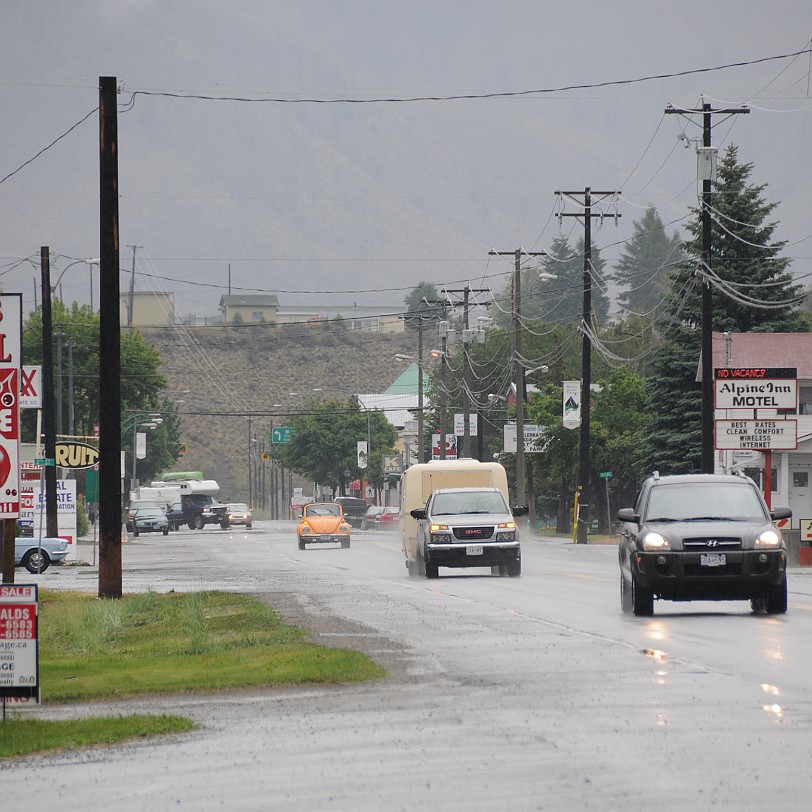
[
  {"left": 683, "top": 537, "right": 742, "bottom": 551},
  {"left": 452, "top": 526, "right": 494, "bottom": 541}
]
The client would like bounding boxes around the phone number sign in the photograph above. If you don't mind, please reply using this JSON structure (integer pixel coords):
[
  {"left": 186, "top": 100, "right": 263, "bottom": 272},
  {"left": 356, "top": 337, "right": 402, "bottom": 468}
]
[{"left": 0, "top": 584, "right": 39, "bottom": 703}]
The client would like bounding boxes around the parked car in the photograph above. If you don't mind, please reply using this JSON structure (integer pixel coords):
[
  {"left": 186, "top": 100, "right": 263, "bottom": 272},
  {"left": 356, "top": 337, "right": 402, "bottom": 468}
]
[
  {"left": 375, "top": 506, "right": 400, "bottom": 529},
  {"left": 334, "top": 497, "right": 368, "bottom": 528},
  {"left": 126, "top": 499, "right": 165, "bottom": 532},
  {"left": 361, "top": 505, "right": 384, "bottom": 530},
  {"left": 297, "top": 502, "right": 351, "bottom": 549},
  {"left": 225, "top": 502, "right": 253, "bottom": 529},
  {"left": 132, "top": 507, "right": 170, "bottom": 537},
  {"left": 410, "top": 487, "right": 527, "bottom": 578},
  {"left": 166, "top": 501, "right": 185, "bottom": 532},
  {"left": 15, "top": 537, "right": 68, "bottom": 574},
  {"left": 617, "top": 472, "right": 791, "bottom": 616}
]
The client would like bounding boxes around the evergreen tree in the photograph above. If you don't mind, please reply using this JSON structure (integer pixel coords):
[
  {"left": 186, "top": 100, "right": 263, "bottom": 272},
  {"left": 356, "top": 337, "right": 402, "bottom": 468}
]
[
  {"left": 520, "top": 235, "right": 610, "bottom": 326},
  {"left": 614, "top": 205, "right": 684, "bottom": 316},
  {"left": 643, "top": 145, "right": 806, "bottom": 473}
]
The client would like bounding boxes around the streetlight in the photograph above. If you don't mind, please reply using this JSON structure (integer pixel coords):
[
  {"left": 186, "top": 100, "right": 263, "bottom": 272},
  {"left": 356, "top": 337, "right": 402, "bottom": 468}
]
[
  {"left": 122, "top": 412, "right": 162, "bottom": 496},
  {"left": 51, "top": 257, "right": 100, "bottom": 308}
]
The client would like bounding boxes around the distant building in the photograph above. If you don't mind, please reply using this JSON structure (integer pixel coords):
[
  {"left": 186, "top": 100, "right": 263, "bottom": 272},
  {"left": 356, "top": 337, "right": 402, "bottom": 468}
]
[
  {"left": 120, "top": 291, "right": 175, "bottom": 328},
  {"left": 275, "top": 303, "right": 405, "bottom": 333},
  {"left": 219, "top": 294, "right": 279, "bottom": 326}
]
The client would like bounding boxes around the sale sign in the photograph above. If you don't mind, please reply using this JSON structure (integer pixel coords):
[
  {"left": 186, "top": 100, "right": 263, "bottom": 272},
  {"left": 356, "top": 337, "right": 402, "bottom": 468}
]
[
  {"left": 0, "top": 584, "right": 39, "bottom": 703},
  {"left": 0, "top": 294, "right": 21, "bottom": 518}
]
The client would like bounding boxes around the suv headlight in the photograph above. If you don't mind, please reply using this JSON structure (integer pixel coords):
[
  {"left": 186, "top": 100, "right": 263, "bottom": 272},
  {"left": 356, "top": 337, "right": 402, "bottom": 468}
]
[
  {"left": 755, "top": 529, "right": 782, "bottom": 548},
  {"left": 641, "top": 531, "right": 670, "bottom": 551}
]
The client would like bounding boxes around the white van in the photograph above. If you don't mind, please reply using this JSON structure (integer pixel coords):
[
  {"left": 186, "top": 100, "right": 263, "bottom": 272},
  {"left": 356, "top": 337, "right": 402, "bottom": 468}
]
[{"left": 399, "top": 459, "right": 510, "bottom": 575}]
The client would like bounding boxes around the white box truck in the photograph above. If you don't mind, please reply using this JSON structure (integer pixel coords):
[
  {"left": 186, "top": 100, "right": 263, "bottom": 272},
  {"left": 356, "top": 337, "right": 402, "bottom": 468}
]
[{"left": 399, "top": 459, "right": 514, "bottom": 576}]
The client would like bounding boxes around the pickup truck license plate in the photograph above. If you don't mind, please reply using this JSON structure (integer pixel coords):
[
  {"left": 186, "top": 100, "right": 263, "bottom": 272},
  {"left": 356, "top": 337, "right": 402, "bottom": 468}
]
[
  {"left": 700, "top": 553, "right": 726, "bottom": 567},
  {"left": 467, "top": 546, "right": 483, "bottom": 556}
]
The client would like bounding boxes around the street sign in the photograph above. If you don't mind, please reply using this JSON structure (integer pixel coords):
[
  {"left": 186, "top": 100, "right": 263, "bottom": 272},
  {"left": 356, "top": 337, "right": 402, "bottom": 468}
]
[
  {"left": 271, "top": 426, "right": 295, "bottom": 444},
  {"left": 600, "top": 471, "right": 613, "bottom": 479},
  {"left": 715, "top": 419, "right": 797, "bottom": 451},
  {"left": 33, "top": 458, "right": 54, "bottom": 467}
]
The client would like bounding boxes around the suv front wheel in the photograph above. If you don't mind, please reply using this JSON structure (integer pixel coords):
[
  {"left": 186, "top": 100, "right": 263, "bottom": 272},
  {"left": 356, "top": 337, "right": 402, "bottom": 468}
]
[
  {"left": 765, "top": 575, "right": 788, "bottom": 615},
  {"left": 632, "top": 571, "right": 653, "bottom": 616}
]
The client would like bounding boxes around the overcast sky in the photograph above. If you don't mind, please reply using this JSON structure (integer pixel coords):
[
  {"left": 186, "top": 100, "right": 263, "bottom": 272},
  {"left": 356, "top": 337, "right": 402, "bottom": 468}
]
[{"left": 2, "top": 1, "right": 811, "bottom": 319}]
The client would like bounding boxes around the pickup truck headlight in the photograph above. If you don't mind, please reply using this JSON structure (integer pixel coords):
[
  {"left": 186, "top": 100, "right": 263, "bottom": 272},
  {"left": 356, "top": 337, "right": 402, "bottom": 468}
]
[
  {"left": 755, "top": 529, "right": 782, "bottom": 548},
  {"left": 641, "top": 531, "right": 670, "bottom": 551}
]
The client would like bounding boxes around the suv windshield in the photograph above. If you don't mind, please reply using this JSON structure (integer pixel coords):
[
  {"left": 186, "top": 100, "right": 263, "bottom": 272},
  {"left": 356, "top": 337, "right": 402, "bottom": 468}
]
[{"left": 645, "top": 483, "right": 767, "bottom": 523}]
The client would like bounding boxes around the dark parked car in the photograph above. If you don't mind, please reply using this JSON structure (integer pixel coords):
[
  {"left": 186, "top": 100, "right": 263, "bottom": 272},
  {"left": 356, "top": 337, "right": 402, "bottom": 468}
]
[
  {"left": 126, "top": 499, "right": 165, "bottom": 532},
  {"left": 617, "top": 472, "right": 791, "bottom": 616},
  {"left": 166, "top": 502, "right": 185, "bottom": 531},
  {"left": 334, "top": 497, "right": 368, "bottom": 528},
  {"left": 132, "top": 507, "right": 170, "bottom": 537}
]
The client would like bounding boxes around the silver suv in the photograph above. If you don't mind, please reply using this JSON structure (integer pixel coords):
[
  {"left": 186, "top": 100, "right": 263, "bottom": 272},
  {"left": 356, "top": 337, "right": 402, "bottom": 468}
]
[
  {"left": 617, "top": 472, "right": 791, "bottom": 616},
  {"left": 410, "top": 487, "right": 528, "bottom": 579}
]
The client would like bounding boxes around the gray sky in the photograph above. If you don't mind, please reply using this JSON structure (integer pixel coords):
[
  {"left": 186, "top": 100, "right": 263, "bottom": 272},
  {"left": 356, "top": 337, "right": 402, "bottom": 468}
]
[{"left": 2, "top": 1, "right": 811, "bottom": 320}]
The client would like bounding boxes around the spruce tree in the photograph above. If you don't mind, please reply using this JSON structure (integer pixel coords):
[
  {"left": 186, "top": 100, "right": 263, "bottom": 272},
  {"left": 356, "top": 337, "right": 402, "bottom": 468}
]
[
  {"left": 521, "top": 235, "right": 610, "bottom": 325},
  {"left": 643, "top": 145, "right": 806, "bottom": 473},
  {"left": 614, "top": 205, "right": 684, "bottom": 316}
]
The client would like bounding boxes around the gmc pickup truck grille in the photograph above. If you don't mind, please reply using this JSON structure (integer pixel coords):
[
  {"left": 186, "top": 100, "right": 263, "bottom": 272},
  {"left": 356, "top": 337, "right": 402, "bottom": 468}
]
[{"left": 452, "top": 526, "right": 494, "bottom": 541}]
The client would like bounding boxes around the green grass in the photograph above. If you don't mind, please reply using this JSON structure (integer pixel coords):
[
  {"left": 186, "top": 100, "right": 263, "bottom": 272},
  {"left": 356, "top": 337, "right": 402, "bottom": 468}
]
[
  {"left": 0, "top": 715, "right": 196, "bottom": 758},
  {"left": 1, "top": 589, "right": 386, "bottom": 758}
]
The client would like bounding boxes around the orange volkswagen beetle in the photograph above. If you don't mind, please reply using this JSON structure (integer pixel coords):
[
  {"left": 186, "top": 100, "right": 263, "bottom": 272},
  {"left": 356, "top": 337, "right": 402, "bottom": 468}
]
[{"left": 297, "top": 502, "right": 352, "bottom": 550}]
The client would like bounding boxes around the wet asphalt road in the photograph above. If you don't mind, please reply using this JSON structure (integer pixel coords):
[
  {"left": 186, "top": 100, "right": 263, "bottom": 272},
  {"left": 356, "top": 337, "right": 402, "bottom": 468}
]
[{"left": 3, "top": 522, "right": 812, "bottom": 811}]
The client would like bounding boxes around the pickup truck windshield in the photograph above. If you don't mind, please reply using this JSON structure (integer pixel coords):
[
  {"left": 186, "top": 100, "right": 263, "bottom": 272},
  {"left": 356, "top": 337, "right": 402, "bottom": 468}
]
[{"left": 431, "top": 492, "right": 508, "bottom": 516}]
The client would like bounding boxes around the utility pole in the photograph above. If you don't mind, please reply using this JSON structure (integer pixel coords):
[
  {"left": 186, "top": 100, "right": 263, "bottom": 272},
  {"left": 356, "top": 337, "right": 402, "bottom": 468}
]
[
  {"left": 98, "top": 76, "right": 122, "bottom": 599},
  {"left": 665, "top": 100, "right": 749, "bottom": 473},
  {"left": 556, "top": 190, "right": 620, "bottom": 543},
  {"left": 443, "top": 287, "right": 490, "bottom": 460},
  {"left": 126, "top": 244, "right": 142, "bottom": 328},
  {"left": 417, "top": 315, "right": 425, "bottom": 463},
  {"left": 40, "top": 248, "right": 59, "bottom": 540},
  {"left": 489, "top": 249, "right": 545, "bottom": 508}
]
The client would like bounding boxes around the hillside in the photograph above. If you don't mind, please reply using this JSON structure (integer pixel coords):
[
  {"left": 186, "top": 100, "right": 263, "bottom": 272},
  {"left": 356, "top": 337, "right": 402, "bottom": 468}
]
[{"left": 141, "top": 324, "right": 417, "bottom": 501}]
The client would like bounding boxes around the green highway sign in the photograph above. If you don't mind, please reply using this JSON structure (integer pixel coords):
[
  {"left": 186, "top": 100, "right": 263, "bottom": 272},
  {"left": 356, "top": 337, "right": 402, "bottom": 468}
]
[{"left": 271, "top": 426, "right": 295, "bottom": 444}]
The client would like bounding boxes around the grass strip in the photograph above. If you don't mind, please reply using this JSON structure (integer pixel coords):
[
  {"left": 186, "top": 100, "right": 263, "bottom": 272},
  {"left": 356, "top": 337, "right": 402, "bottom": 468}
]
[
  {"left": 0, "top": 715, "right": 195, "bottom": 758},
  {"left": 1, "top": 589, "right": 385, "bottom": 758},
  {"left": 39, "top": 589, "right": 385, "bottom": 702}
]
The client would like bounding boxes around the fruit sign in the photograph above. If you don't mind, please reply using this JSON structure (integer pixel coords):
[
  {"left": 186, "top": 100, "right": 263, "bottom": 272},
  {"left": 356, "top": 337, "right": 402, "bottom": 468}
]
[{"left": 0, "top": 295, "right": 21, "bottom": 519}]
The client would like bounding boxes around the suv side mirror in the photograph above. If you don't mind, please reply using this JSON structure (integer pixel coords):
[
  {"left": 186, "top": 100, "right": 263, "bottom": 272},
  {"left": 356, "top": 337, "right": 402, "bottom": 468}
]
[
  {"left": 511, "top": 505, "right": 529, "bottom": 517},
  {"left": 771, "top": 506, "right": 792, "bottom": 521},
  {"left": 617, "top": 507, "right": 639, "bottom": 523},
  {"left": 410, "top": 508, "right": 427, "bottom": 520}
]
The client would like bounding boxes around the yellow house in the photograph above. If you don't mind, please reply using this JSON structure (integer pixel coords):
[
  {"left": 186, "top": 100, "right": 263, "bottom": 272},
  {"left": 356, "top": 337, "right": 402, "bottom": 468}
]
[{"left": 219, "top": 294, "right": 279, "bottom": 326}]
